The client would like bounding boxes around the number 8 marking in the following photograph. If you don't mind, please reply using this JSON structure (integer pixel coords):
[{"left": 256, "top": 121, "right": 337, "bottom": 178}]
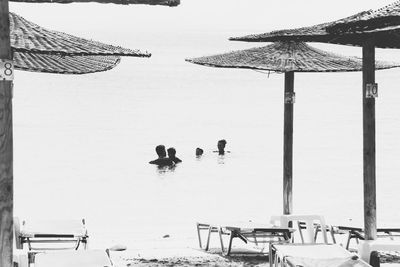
[{"left": 4, "top": 62, "right": 12, "bottom": 76}]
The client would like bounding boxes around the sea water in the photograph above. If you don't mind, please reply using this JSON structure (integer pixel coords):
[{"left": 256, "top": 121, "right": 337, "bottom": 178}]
[{"left": 11, "top": 1, "right": 400, "bottom": 249}]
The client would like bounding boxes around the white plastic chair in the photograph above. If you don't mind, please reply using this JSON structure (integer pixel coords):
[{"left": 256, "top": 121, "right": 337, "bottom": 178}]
[{"left": 270, "top": 214, "right": 329, "bottom": 244}]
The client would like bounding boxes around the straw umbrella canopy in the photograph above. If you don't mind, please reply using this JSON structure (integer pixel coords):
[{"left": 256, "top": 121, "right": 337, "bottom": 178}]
[
  {"left": 9, "top": 0, "right": 180, "bottom": 6},
  {"left": 10, "top": 12, "right": 150, "bottom": 57},
  {"left": 229, "top": 4, "right": 400, "bottom": 49},
  {"left": 327, "top": 1, "right": 400, "bottom": 36},
  {"left": 230, "top": 1, "right": 400, "bottom": 242},
  {"left": 187, "top": 41, "right": 397, "bottom": 72},
  {"left": 186, "top": 41, "right": 399, "bottom": 216},
  {"left": 14, "top": 52, "right": 121, "bottom": 74},
  {"left": 9, "top": 12, "right": 150, "bottom": 74}
]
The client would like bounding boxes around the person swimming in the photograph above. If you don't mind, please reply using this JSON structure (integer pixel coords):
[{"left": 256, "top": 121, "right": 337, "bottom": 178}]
[
  {"left": 195, "top": 147, "right": 204, "bottom": 157},
  {"left": 149, "top": 145, "right": 174, "bottom": 166},
  {"left": 167, "top": 147, "right": 182, "bottom": 164},
  {"left": 213, "top": 139, "right": 230, "bottom": 155}
]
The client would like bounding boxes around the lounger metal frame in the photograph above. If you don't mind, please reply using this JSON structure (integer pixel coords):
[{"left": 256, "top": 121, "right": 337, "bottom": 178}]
[
  {"left": 196, "top": 222, "right": 293, "bottom": 256},
  {"left": 337, "top": 226, "right": 400, "bottom": 250},
  {"left": 15, "top": 218, "right": 89, "bottom": 251}
]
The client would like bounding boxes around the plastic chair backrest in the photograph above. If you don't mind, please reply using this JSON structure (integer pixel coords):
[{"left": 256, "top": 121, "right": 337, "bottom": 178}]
[{"left": 270, "top": 214, "right": 328, "bottom": 244}]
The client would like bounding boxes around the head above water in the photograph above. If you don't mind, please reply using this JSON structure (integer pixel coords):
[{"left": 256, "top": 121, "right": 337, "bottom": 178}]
[
  {"left": 217, "top": 139, "right": 227, "bottom": 152},
  {"left": 155, "top": 145, "right": 167, "bottom": 158},
  {"left": 167, "top": 147, "right": 176, "bottom": 158},
  {"left": 196, "top": 148, "right": 204, "bottom": 156}
]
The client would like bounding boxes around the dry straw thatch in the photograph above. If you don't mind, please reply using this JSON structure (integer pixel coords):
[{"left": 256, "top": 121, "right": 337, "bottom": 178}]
[
  {"left": 9, "top": 12, "right": 150, "bottom": 74},
  {"left": 9, "top": 0, "right": 179, "bottom": 6},
  {"left": 10, "top": 12, "right": 150, "bottom": 57},
  {"left": 14, "top": 52, "right": 121, "bottom": 74},
  {"left": 187, "top": 42, "right": 399, "bottom": 73},
  {"left": 230, "top": 1, "right": 400, "bottom": 49},
  {"left": 327, "top": 0, "right": 400, "bottom": 34}
]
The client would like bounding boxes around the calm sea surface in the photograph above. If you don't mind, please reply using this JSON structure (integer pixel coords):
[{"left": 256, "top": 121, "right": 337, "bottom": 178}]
[{"left": 11, "top": 2, "right": 400, "bottom": 249}]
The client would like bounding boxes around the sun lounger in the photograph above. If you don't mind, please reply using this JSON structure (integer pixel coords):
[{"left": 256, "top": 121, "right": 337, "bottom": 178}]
[
  {"left": 270, "top": 243, "right": 371, "bottom": 267},
  {"left": 33, "top": 250, "right": 113, "bottom": 267},
  {"left": 14, "top": 217, "right": 89, "bottom": 251},
  {"left": 335, "top": 225, "right": 400, "bottom": 250},
  {"left": 196, "top": 222, "right": 294, "bottom": 256}
]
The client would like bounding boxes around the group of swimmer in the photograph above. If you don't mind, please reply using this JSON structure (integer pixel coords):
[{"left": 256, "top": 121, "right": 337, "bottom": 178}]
[
  {"left": 149, "top": 145, "right": 182, "bottom": 166},
  {"left": 149, "top": 139, "right": 229, "bottom": 167}
]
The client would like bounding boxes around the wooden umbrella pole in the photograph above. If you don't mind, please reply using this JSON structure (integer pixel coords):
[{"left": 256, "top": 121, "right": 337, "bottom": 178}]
[
  {"left": 283, "top": 72, "right": 294, "bottom": 215},
  {"left": 0, "top": 0, "right": 14, "bottom": 266},
  {"left": 362, "top": 38, "right": 377, "bottom": 240}
]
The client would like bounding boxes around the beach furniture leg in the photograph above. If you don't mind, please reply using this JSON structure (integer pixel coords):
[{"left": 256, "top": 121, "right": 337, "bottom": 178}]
[
  {"left": 224, "top": 231, "right": 234, "bottom": 256},
  {"left": 218, "top": 227, "right": 225, "bottom": 253},
  {"left": 314, "top": 225, "right": 319, "bottom": 242},
  {"left": 346, "top": 231, "right": 352, "bottom": 250},
  {"left": 27, "top": 238, "right": 32, "bottom": 251},
  {"left": 297, "top": 221, "right": 305, "bottom": 243},
  {"left": 330, "top": 226, "right": 337, "bottom": 244},
  {"left": 196, "top": 223, "right": 203, "bottom": 249},
  {"left": 205, "top": 226, "right": 213, "bottom": 251},
  {"left": 269, "top": 243, "right": 275, "bottom": 267},
  {"left": 253, "top": 232, "right": 258, "bottom": 246}
]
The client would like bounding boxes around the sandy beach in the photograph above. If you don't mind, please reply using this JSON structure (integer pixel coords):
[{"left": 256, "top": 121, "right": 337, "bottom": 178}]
[
  {"left": 104, "top": 233, "right": 400, "bottom": 266},
  {"left": 115, "top": 249, "right": 270, "bottom": 266},
  {"left": 110, "top": 247, "right": 400, "bottom": 267}
]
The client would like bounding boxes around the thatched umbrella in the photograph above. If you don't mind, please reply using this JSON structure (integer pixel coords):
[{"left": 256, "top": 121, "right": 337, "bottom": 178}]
[
  {"left": 14, "top": 52, "right": 122, "bottom": 74},
  {"left": 10, "top": 12, "right": 150, "bottom": 57},
  {"left": 230, "top": 0, "right": 400, "bottom": 244},
  {"left": 327, "top": 1, "right": 400, "bottom": 36},
  {"left": 186, "top": 41, "right": 399, "bottom": 216},
  {"left": 9, "top": 0, "right": 180, "bottom": 6},
  {"left": 9, "top": 11, "right": 140, "bottom": 74},
  {"left": 0, "top": 11, "right": 150, "bottom": 266},
  {"left": 9, "top": 11, "right": 150, "bottom": 73},
  {"left": 10, "top": 12, "right": 150, "bottom": 74},
  {"left": 229, "top": 6, "right": 400, "bottom": 49},
  {"left": 187, "top": 41, "right": 398, "bottom": 72}
]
